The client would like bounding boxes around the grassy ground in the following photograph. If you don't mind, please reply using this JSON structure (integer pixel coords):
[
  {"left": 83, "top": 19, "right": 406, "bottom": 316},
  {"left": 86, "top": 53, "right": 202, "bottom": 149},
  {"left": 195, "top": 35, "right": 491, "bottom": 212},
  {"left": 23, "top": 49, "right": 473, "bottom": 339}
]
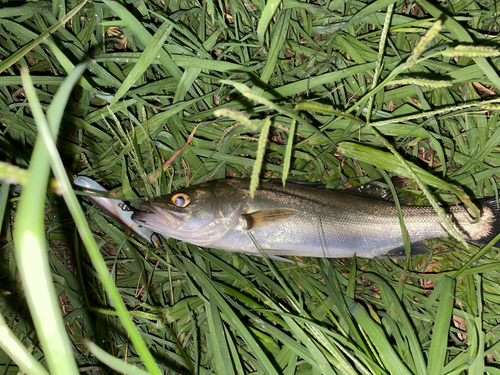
[{"left": 1, "top": 0, "right": 500, "bottom": 374}]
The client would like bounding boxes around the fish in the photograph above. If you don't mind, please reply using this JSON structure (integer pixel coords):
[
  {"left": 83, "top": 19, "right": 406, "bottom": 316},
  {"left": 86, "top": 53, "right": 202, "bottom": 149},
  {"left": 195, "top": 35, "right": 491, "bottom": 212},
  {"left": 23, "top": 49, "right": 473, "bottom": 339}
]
[{"left": 130, "top": 179, "right": 500, "bottom": 258}]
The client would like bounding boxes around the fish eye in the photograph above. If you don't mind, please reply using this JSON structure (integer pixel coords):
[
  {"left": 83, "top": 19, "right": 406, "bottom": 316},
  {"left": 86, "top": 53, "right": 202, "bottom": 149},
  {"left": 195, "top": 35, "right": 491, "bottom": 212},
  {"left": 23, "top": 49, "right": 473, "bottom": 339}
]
[{"left": 172, "top": 193, "right": 190, "bottom": 208}]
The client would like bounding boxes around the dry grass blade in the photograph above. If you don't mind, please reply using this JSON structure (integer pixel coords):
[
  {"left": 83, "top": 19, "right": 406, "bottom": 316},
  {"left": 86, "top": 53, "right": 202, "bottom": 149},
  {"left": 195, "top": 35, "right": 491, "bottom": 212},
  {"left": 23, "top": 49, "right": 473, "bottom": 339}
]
[{"left": 148, "top": 123, "right": 201, "bottom": 184}]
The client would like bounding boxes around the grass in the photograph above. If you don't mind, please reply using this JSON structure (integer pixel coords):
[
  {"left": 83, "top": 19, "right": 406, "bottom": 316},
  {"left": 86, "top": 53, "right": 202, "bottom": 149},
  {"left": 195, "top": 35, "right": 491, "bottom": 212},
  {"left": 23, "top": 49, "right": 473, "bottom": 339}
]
[{"left": 1, "top": 0, "right": 500, "bottom": 374}]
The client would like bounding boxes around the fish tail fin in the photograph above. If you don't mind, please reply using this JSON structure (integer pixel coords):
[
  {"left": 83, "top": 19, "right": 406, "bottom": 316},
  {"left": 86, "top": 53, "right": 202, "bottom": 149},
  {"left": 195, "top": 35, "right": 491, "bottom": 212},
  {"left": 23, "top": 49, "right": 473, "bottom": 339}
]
[{"left": 473, "top": 197, "right": 500, "bottom": 246}]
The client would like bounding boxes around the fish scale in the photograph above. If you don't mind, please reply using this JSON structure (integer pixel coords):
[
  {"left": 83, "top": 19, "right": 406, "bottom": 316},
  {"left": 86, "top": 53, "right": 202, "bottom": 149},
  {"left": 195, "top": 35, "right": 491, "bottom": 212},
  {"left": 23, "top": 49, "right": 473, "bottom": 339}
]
[{"left": 227, "top": 181, "right": 446, "bottom": 257}]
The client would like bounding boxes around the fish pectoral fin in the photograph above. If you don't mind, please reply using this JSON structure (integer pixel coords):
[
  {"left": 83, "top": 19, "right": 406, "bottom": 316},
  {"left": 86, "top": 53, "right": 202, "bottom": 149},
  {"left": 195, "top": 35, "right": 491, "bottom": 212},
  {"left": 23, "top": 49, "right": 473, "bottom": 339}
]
[{"left": 241, "top": 208, "right": 297, "bottom": 230}]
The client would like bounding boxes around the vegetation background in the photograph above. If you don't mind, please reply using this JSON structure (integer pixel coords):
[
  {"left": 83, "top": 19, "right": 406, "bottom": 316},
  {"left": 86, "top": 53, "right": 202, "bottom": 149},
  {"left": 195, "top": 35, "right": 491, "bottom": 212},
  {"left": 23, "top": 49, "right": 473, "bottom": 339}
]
[{"left": 1, "top": 0, "right": 500, "bottom": 374}]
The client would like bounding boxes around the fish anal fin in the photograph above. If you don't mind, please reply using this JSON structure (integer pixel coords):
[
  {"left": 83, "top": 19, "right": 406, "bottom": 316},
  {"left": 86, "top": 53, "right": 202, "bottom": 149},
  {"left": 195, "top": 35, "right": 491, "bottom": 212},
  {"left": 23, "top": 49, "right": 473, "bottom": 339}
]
[
  {"left": 379, "top": 242, "right": 432, "bottom": 259},
  {"left": 242, "top": 208, "right": 297, "bottom": 230}
]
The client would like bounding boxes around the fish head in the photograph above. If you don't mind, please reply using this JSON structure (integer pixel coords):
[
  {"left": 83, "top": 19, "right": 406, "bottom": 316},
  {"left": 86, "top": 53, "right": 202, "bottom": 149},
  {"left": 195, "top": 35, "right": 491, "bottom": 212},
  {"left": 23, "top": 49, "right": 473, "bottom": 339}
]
[{"left": 131, "top": 180, "right": 248, "bottom": 245}]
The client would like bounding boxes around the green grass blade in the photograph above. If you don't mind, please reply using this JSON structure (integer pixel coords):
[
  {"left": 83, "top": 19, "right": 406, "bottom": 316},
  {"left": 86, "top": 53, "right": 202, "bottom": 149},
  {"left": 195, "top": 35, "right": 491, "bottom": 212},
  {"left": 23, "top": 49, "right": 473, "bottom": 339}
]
[
  {"left": 85, "top": 341, "right": 151, "bottom": 375},
  {"left": 250, "top": 117, "right": 271, "bottom": 197},
  {"left": 257, "top": 0, "right": 282, "bottom": 43},
  {"left": 184, "top": 261, "right": 281, "bottom": 375},
  {"left": 378, "top": 169, "right": 412, "bottom": 259},
  {"left": 342, "top": 0, "right": 399, "bottom": 29},
  {"left": 361, "top": 273, "right": 428, "bottom": 375},
  {"left": 255, "top": 7, "right": 290, "bottom": 94},
  {"left": 282, "top": 119, "right": 296, "bottom": 186},
  {"left": 103, "top": 0, "right": 183, "bottom": 80},
  {"left": 452, "top": 231, "right": 500, "bottom": 279},
  {"left": 349, "top": 301, "right": 412, "bottom": 375},
  {"left": 110, "top": 21, "right": 173, "bottom": 106},
  {"left": 21, "top": 66, "right": 162, "bottom": 375},
  {"left": 469, "top": 276, "right": 485, "bottom": 374},
  {"left": 172, "top": 55, "right": 261, "bottom": 71},
  {"left": 15, "top": 66, "right": 79, "bottom": 375},
  {"left": 173, "top": 66, "right": 201, "bottom": 103},
  {"left": 427, "top": 276, "right": 456, "bottom": 375},
  {"left": 282, "top": 316, "right": 339, "bottom": 375},
  {"left": 222, "top": 79, "right": 333, "bottom": 145},
  {"left": 0, "top": 182, "right": 10, "bottom": 232},
  {"left": 0, "top": 313, "right": 50, "bottom": 375},
  {"left": 0, "top": 1, "right": 88, "bottom": 73},
  {"left": 206, "top": 301, "right": 236, "bottom": 375},
  {"left": 419, "top": 0, "right": 500, "bottom": 90}
]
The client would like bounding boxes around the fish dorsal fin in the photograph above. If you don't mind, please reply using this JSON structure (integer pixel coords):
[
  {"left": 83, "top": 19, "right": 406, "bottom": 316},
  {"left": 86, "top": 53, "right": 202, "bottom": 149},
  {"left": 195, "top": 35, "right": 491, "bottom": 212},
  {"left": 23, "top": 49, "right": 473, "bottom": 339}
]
[
  {"left": 285, "top": 179, "right": 325, "bottom": 188},
  {"left": 345, "top": 181, "right": 419, "bottom": 205},
  {"left": 242, "top": 208, "right": 297, "bottom": 230},
  {"left": 345, "top": 182, "right": 395, "bottom": 201}
]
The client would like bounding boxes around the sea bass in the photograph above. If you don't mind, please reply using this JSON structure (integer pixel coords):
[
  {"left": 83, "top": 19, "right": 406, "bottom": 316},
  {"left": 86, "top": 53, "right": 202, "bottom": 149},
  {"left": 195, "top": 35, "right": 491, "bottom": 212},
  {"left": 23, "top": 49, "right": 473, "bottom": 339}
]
[{"left": 131, "top": 179, "right": 500, "bottom": 258}]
